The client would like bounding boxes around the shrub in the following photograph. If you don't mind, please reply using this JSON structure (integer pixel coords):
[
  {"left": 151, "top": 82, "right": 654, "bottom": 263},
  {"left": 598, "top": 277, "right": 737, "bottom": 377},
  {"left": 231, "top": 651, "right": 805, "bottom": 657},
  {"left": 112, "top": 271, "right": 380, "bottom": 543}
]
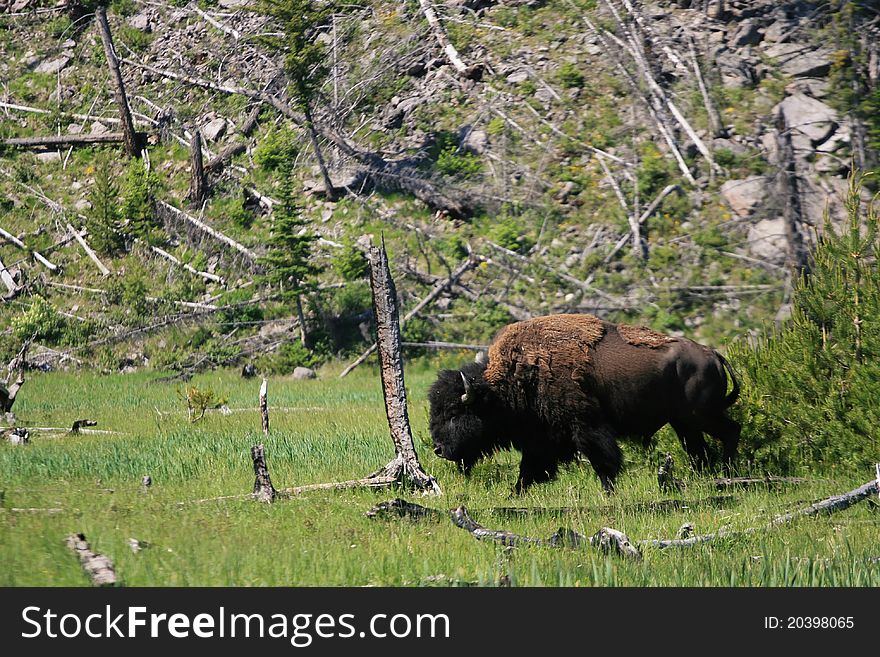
[
  {"left": 177, "top": 385, "right": 227, "bottom": 423},
  {"left": 253, "top": 126, "right": 299, "bottom": 172},
  {"left": 332, "top": 243, "right": 370, "bottom": 281},
  {"left": 557, "top": 62, "right": 585, "bottom": 89},
  {"left": 729, "top": 173, "right": 880, "bottom": 473},
  {"left": 11, "top": 296, "right": 64, "bottom": 342}
]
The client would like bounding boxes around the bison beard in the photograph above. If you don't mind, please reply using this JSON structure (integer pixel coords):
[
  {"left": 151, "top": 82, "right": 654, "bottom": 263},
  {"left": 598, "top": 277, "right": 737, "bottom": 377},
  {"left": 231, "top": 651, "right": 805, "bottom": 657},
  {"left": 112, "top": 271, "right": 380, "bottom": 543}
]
[{"left": 428, "top": 315, "right": 741, "bottom": 493}]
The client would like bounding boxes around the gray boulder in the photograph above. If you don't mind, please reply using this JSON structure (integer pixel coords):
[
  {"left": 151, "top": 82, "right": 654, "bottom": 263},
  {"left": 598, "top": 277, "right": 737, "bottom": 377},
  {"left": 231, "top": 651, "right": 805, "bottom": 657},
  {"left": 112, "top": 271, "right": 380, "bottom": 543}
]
[{"left": 293, "top": 367, "right": 317, "bottom": 380}]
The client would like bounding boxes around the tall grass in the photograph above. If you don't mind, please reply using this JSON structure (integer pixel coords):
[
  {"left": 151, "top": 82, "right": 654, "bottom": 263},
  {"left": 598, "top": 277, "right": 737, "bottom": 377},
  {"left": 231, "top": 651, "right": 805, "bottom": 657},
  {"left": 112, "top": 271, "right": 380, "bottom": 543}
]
[{"left": 1, "top": 368, "right": 878, "bottom": 586}]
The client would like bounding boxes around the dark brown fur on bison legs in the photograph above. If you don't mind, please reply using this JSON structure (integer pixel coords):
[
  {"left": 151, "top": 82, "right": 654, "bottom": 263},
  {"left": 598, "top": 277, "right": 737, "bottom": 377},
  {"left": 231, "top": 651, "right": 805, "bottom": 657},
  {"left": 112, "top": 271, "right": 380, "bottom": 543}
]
[{"left": 428, "top": 315, "right": 741, "bottom": 493}]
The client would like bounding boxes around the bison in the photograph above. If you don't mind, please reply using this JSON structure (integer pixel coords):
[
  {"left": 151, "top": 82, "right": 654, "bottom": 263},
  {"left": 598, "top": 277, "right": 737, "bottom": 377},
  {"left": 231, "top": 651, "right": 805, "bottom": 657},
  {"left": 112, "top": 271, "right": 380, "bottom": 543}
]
[{"left": 428, "top": 314, "right": 740, "bottom": 492}]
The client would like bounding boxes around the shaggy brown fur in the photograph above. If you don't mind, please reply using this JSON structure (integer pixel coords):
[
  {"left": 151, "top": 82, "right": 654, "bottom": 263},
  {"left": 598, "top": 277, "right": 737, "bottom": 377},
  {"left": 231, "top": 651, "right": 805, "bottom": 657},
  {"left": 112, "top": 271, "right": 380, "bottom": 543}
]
[
  {"left": 617, "top": 323, "right": 676, "bottom": 348},
  {"left": 485, "top": 314, "right": 605, "bottom": 386},
  {"left": 428, "top": 314, "right": 741, "bottom": 493}
]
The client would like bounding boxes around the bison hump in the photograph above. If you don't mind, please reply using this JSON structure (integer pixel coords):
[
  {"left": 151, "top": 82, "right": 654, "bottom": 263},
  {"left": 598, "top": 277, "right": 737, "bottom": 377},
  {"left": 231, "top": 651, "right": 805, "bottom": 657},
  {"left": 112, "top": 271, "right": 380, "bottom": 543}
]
[
  {"left": 616, "top": 323, "right": 676, "bottom": 348},
  {"left": 484, "top": 314, "right": 605, "bottom": 385}
]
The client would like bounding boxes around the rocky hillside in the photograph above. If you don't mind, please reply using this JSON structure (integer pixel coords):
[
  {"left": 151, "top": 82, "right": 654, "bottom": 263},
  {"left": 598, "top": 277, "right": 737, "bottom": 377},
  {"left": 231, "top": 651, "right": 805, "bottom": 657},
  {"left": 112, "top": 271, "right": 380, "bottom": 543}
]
[{"left": 0, "top": 0, "right": 877, "bottom": 376}]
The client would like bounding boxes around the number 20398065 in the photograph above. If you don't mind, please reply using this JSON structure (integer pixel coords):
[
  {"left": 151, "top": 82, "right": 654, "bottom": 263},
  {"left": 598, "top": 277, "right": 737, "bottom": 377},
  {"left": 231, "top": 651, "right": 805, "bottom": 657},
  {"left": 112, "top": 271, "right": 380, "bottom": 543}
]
[{"left": 764, "top": 617, "right": 854, "bottom": 629}]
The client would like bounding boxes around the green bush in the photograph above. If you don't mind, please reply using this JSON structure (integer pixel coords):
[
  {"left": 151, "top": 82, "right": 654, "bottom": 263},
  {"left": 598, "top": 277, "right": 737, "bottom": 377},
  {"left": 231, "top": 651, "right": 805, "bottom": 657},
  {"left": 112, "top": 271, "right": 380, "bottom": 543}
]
[
  {"left": 11, "top": 296, "right": 64, "bottom": 343},
  {"left": 332, "top": 244, "right": 370, "bottom": 281},
  {"left": 257, "top": 340, "right": 325, "bottom": 375},
  {"left": 729, "top": 174, "right": 880, "bottom": 473},
  {"left": 557, "top": 62, "right": 585, "bottom": 89},
  {"left": 433, "top": 131, "right": 483, "bottom": 179}
]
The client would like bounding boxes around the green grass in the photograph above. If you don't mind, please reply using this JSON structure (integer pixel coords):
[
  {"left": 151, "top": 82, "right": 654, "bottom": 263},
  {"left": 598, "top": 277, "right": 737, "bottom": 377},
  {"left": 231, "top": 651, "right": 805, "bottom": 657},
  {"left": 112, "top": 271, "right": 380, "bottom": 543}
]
[{"left": 1, "top": 367, "right": 878, "bottom": 587}]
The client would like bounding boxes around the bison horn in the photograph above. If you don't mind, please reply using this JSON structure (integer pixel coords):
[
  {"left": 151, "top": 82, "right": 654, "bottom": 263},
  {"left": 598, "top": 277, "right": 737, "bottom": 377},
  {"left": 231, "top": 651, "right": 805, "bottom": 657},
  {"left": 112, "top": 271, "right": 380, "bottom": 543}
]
[{"left": 460, "top": 372, "right": 473, "bottom": 404}]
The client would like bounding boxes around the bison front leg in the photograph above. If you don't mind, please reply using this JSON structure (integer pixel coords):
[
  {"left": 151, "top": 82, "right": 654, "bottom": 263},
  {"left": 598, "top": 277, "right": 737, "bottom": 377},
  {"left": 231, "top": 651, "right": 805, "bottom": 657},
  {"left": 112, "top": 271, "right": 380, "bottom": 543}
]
[
  {"left": 514, "top": 450, "right": 560, "bottom": 493},
  {"left": 575, "top": 423, "right": 623, "bottom": 494}
]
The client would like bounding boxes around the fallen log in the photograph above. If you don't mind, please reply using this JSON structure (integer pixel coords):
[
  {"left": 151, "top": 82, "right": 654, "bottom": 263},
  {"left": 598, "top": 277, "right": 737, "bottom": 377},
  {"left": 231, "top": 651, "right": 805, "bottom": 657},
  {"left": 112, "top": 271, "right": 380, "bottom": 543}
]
[
  {"left": 641, "top": 471, "right": 880, "bottom": 549},
  {"left": 204, "top": 141, "right": 246, "bottom": 175},
  {"left": 712, "top": 475, "right": 809, "bottom": 489},
  {"left": 70, "top": 419, "right": 98, "bottom": 434},
  {"left": 0, "top": 254, "right": 19, "bottom": 294},
  {"left": 66, "top": 533, "right": 116, "bottom": 586},
  {"left": 157, "top": 200, "right": 258, "bottom": 262},
  {"left": 2, "top": 133, "right": 127, "bottom": 148},
  {"left": 0, "top": 226, "right": 58, "bottom": 272},
  {"left": 451, "top": 505, "right": 641, "bottom": 559},
  {"left": 66, "top": 222, "right": 110, "bottom": 276}
]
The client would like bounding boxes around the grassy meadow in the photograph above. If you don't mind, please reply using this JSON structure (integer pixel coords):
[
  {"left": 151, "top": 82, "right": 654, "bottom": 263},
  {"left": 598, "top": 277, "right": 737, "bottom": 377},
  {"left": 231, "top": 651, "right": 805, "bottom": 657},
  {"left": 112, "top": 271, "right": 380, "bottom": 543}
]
[{"left": 1, "top": 361, "right": 878, "bottom": 587}]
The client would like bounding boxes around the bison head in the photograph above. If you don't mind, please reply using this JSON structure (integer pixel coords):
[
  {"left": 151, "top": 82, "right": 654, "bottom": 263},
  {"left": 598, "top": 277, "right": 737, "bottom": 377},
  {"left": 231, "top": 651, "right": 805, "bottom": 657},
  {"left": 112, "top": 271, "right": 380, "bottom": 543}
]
[{"left": 428, "top": 362, "right": 499, "bottom": 473}]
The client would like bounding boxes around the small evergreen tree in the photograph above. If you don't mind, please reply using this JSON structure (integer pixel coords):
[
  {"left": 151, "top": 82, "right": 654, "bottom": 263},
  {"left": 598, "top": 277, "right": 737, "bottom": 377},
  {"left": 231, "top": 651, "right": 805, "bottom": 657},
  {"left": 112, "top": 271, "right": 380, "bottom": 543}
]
[
  {"left": 730, "top": 173, "right": 880, "bottom": 473},
  {"left": 259, "top": 158, "right": 322, "bottom": 347},
  {"left": 85, "top": 156, "right": 124, "bottom": 256},
  {"left": 120, "top": 159, "right": 160, "bottom": 244}
]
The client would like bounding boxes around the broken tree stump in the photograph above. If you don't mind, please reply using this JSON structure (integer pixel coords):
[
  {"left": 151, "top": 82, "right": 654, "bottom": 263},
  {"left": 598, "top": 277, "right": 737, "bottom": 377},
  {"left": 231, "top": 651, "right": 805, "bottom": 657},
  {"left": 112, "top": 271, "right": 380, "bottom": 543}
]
[
  {"left": 251, "top": 444, "right": 278, "bottom": 503},
  {"left": 66, "top": 533, "right": 116, "bottom": 586},
  {"left": 361, "top": 238, "right": 441, "bottom": 493}
]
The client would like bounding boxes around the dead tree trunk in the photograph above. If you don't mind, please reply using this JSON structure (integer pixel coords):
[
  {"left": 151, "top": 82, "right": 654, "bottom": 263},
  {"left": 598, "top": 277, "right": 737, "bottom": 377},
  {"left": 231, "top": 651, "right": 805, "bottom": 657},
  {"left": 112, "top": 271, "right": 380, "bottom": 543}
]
[
  {"left": 95, "top": 6, "right": 139, "bottom": 158},
  {"left": 188, "top": 129, "right": 207, "bottom": 206},
  {"left": 0, "top": 254, "right": 19, "bottom": 295},
  {"left": 301, "top": 98, "right": 336, "bottom": 202},
  {"left": 775, "top": 111, "right": 811, "bottom": 277},
  {"left": 204, "top": 142, "right": 246, "bottom": 175},
  {"left": 418, "top": 0, "right": 481, "bottom": 79},
  {"left": 239, "top": 240, "right": 441, "bottom": 500},
  {"left": 0, "top": 226, "right": 58, "bottom": 272},
  {"left": 66, "top": 222, "right": 110, "bottom": 275},
  {"left": 365, "top": 239, "right": 441, "bottom": 493}
]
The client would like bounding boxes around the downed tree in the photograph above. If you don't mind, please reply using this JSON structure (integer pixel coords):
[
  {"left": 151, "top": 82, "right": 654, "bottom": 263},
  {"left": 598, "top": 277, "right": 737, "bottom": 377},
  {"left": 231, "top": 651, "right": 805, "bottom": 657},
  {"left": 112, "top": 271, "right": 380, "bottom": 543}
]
[
  {"left": 157, "top": 200, "right": 258, "bottom": 263},
  {"left": 418, "top": 0, "right": 482, "bottom": 79},
  {"left": 66, "top": 533, "right": 117, "bottom": 586},
  {"left": 0, "top": 226, "right": 58, "bottom": 272},
  {"left": 641, "top": 470, "right": 880, "bottom": 549},
  {"left": 1, "top": 133, "right": 128, "bottom": 148}
]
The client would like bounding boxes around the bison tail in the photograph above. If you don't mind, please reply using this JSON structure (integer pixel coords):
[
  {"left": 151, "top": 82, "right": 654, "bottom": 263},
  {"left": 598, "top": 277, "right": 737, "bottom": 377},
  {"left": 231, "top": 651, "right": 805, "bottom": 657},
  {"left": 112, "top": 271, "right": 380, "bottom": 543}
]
[{"left": 717, "top": 352, "right": 740, "bottom": 408}]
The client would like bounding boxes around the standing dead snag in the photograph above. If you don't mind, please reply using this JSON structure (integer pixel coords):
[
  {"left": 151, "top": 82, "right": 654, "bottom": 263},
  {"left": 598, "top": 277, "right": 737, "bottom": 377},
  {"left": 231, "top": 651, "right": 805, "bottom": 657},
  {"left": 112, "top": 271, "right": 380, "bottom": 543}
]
[
  {"left": 95, "top": 6, "right": 139, "bottom": 158},
  {"left": 66, "top": 533, "right": 116, "bottom": 586},
  {"left": 188, "top": 129, "right": 207, "bottom": 206},
  {"left": 364, "top": 239, "right": 441, "bottom": 494},
  {"left": 259, "top": 378, "right": 269, "bottom": 437}
]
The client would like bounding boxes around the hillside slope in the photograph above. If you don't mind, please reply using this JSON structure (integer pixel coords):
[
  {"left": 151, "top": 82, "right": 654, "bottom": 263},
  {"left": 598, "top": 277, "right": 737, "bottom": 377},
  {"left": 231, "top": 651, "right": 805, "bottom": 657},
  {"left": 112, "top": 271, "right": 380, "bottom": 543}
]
[{"left": 1, "top": 0, "right": 877, "bottom": 376}]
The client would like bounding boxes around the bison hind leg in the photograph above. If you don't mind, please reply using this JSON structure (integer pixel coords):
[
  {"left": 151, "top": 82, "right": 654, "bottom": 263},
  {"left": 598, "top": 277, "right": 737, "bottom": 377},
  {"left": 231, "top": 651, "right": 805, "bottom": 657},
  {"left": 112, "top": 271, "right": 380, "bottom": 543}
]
[
  {"left": 574, "top": 424, "right": 622, "bottom": 494},
  {"left": 670, "top": 420, "right": 711, "bottom": 472},
  {"left": 700, "top": 414, "right": 741, "bottom": 475}
]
